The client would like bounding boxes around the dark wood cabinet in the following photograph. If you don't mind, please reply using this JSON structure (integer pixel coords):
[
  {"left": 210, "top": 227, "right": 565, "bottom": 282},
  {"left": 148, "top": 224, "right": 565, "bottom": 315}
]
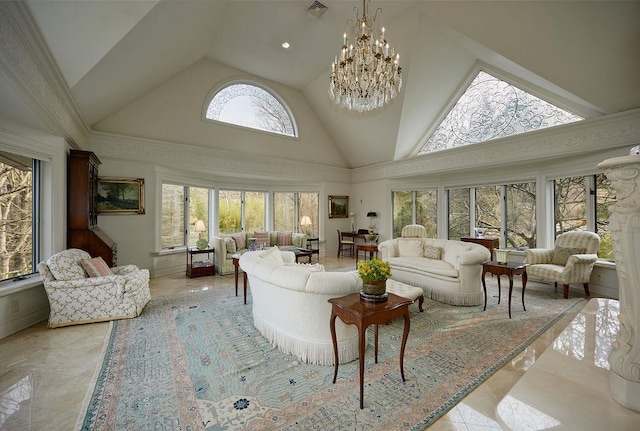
[
  {"left": 461, "top": 236, "right": 499, "bottom": 260},
  {"left": 68, "top": 150, "right": 117, "bottom": 266}
]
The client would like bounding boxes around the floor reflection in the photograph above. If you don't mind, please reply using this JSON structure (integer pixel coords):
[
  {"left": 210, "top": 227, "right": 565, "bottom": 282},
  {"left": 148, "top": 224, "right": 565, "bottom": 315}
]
[
  {"left": 497, "top": 395, "right": 561, "bottom": 430},
  {"left": 552, "top": 298, "right": 619, "bottom": 369}
]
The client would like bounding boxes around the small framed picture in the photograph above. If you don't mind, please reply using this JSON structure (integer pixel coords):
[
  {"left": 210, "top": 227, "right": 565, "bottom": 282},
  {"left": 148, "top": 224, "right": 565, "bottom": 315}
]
[
  {"left": 97, "top": 178, "right": 145, "bottom": 214},
  {"left": 328, "top": 195, "right": 349, "bottom": 218}
]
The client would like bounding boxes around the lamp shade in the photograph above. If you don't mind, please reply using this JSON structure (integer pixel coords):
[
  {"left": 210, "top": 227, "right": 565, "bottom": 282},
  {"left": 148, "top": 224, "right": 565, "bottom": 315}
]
[
  {"left": 367, "top": 212, "right": 377, "bottom": 217},
  {"left": 194, "top": 220, "right": 206, "bottom": 232},
  {"left": 300, "top": 216, "right": 312, "bottom": 226}
]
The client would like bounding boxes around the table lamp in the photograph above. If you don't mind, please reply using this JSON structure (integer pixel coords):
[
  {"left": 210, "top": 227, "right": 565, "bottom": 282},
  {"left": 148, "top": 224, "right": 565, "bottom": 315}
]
[
  {"left": 194, "top": 220, "right": 208, "bottom": 249},
  {"left": 300, "top": 215, "right": 312, "bottom": 236},
  {"left": 367, "top": 211, "right": 377, "bottom": 233}
]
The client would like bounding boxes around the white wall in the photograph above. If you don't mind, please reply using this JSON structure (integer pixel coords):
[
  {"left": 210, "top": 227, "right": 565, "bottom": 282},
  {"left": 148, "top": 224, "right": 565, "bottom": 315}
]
[{"left": 93, "top": 59, "right": 348, "bottom": 168}]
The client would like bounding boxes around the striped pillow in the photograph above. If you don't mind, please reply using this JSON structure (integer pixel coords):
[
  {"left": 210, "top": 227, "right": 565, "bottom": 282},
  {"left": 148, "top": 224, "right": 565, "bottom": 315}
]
[
  {"left": 232, "top": 234, "right": 245, "bottom": 250},
  {"left": 254, "top": 231, "right": 270, "bottom": 248},
  {"left": 81, "top": 256, "right": 113, "bottom": 277},
  {"left": 277, "top": 232, "right": 292, "bottom": 246}
]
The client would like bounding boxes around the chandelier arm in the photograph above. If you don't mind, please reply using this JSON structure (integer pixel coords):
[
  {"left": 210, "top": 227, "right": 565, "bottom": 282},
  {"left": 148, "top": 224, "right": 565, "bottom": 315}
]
[{"left": 373, "top": 7, "right": 382, "bottom": 24}]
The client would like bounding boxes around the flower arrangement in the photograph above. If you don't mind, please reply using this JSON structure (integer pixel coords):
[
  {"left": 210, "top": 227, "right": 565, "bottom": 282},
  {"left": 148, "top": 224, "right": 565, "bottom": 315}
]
[{"left": 357, "top": 258, "right": 391, "bottom": 282}]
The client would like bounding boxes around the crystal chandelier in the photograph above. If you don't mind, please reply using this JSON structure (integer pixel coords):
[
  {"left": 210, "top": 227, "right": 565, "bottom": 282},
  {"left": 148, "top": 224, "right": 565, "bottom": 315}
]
[{"left": 329, "top": 0, "right": 402, "bottom": 112}]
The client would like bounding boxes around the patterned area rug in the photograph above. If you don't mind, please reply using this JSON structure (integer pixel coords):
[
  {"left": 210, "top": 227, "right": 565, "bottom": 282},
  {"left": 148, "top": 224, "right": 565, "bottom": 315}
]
[{"left": 79, "top": 282, "right": 583, "bottom": 431}]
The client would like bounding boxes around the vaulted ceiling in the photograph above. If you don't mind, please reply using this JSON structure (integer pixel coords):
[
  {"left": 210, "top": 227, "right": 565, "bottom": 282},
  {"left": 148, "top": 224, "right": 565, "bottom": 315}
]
[{"left": 3, "top": 1, "right": 640, "bottom": 169}]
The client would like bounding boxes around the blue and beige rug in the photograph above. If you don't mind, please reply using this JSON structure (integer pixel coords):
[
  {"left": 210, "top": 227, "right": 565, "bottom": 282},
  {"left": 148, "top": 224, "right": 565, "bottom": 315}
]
[{"left": 78, "top": 282, "right": 583, "bottom": 431}]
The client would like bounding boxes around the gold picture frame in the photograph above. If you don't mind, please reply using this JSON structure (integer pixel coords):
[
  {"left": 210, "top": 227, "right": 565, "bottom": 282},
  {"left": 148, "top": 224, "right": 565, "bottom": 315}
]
[
  {"left": 97, "top": 177, "right": 145, "bottom": 214},
  {"left": 328, "top": 195, "right": 349, "bottom": 218}
]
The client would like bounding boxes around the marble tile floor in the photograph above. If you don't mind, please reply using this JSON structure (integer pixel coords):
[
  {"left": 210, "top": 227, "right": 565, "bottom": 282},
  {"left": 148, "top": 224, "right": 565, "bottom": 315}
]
[{"left": 0, "top": 253, "right": 634, "bottom": 430}]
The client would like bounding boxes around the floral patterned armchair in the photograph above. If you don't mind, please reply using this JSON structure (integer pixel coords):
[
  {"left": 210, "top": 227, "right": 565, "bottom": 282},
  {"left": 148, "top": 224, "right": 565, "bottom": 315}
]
[{"left": 38, "top": 248, "right": 150, "bottom": 328}]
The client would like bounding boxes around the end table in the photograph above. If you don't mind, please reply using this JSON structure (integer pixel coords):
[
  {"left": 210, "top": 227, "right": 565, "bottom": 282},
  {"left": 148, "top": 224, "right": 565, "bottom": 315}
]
[
  {"left": 481, "top": 260, "right": 527, "bottom": 318},
  {"left": 328, "top": 292, "right": 412, "bottom": 409},
  {"left": 186, "top": 247, "right": 215, "bottom": 278}
]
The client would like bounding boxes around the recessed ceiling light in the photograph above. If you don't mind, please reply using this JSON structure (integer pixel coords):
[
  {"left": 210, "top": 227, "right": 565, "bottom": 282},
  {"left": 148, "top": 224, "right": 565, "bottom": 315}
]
[{"left": 281, "top": 41, "right": 290, "bottom": 49}]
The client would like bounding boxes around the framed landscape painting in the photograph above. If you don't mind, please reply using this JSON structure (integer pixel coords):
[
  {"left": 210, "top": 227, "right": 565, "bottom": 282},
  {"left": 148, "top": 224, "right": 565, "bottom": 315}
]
[
  {"left": 97, "top": 178, "right": 145, "bottom": 214},
  {"left": 328, "top": 195, "right": 348, "bottom": 218}
]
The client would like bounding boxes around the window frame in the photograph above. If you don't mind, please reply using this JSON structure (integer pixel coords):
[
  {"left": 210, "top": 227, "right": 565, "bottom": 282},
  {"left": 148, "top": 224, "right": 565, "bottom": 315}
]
[
  {"left": 273, "top": 191, "right": 319, "bottom": 236},
  {"left": 391, "top": 189, "right": 438, "bottom": 238},
  {"left": 0, "top": 135, "right": 64, "bottom": 291},
  {"left": 552, "top": 173, "right": 615, "bottom": 261},
  {"left": 203, "top": 80, "right": 299, "bottom": 138},
  {"left": 0, "top": 154, "right": 39, "bottom": 282},
  {"left": 446, "top": 180, "right": 537, "bottom": 250},
  {"left": 160, "top": 182, "right": 214, "bottom": 251}
]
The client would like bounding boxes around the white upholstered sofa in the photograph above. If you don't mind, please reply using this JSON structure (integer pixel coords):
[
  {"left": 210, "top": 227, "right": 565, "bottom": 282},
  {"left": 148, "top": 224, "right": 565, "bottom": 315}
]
[
  {"left": 378, "top": 225, "right": 490, "bottom": 306},
  {"left": 212, "top": 231, "right": 308, "bottom": 275},
  {"left": 239, "top": 247, "right": 361, "bottom": 365},
  {"left": 38, "top": 248, "right": 151, "bottom": 328}
]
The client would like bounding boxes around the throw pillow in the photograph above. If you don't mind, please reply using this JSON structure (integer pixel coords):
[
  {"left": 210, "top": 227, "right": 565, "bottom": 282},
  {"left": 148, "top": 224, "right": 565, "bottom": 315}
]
[
  {"left": 232, "top": 233, "right": 245, "bottom": 250},
  {"left": 225, "top": 237, "right": 237, "bottom": 254},
  {"left": 277, "top": 232, "right": 292, "bottom": 246},
  {"left": 291, "top": 234, "right": 303, "bottom": 247},
  {"left": 258, "top": 245, "right": 284, "bottom": 264},
  {"left": 254, "top": 231, "right": 270, "bottom": 248},
  {"left": 551, "top": 246, "right": 584, "bottom": 265},
  {"left": 398, "top": 238, "right": 423, "bottom": 257},
  {"left": 423, "top": 245, "right": 442, "bottom": 260},
  {"left": 81, "top": 257, "right": 113, "bottom": 277}
]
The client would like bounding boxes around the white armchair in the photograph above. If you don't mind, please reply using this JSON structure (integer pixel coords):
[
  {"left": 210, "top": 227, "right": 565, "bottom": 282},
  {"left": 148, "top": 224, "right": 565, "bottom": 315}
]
[
  {"left": 38, "top": 248, "right": 151, "bottom": 328},
  {"left": 524, "top": 231, "right": 600, "bottom": 299}
]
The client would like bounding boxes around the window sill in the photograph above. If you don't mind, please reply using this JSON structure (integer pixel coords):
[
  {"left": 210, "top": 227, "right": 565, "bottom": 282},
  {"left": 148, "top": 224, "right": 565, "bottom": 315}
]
[
  {"left": 151, "top": 247, "right": 187, "bottom": 257},
  {"left": 0, "top": 274, "right": 43, "bottom": 297}
]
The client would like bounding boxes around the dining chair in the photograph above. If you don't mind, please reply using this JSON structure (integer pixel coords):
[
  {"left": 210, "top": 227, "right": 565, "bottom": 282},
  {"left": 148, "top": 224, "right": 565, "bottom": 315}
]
[{"left": 337, "top": 229, "right": 355, "bottom": 258}]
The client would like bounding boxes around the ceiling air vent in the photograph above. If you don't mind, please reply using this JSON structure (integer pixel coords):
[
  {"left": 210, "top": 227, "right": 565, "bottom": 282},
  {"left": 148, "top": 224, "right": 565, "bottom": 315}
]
[{"left": 307, "top": 0, "right": 328, "bottom": 18}]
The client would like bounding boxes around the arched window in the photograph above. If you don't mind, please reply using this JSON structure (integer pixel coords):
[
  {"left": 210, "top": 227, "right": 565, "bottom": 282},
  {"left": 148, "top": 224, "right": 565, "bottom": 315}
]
[{"left": 205, "top": 83, "right": 297, "bottom": 137}]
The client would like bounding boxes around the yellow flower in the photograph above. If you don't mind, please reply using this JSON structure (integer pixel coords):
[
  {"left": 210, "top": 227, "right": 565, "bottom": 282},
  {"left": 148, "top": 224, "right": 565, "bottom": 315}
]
[{"left": 357, "top": 258, "right": 391, "bottom": 282}]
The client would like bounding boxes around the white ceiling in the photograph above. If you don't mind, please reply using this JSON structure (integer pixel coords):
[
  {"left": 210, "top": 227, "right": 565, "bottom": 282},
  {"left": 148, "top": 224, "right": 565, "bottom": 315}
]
[{"left": 7, "top": 1, "right": 640, "bottom": 168}]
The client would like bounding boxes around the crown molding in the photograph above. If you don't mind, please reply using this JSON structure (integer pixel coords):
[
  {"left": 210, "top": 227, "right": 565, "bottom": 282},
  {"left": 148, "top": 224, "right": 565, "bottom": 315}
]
[
  {"left": 353, "top": 109, "right": 640, "bottom": 183},
  {"left": 0, "top": 1, "right": 89, "bottom": 148},
  {"left": 88, "top": 132, "right": 351, "bottom": 184}
]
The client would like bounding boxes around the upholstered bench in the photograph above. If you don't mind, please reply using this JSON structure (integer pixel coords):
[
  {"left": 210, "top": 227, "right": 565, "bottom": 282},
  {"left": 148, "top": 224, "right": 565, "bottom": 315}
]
[{"left": 387, "top": 279, "right": 424, "bottom": 312}]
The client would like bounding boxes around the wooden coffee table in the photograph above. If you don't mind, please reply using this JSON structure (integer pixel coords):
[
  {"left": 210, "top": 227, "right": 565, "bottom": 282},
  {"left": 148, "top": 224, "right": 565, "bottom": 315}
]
[
  {"left": 293, "top": 248, "right": 313, "bottom": 263},
  {"left": 481, "top": 260, "right": 527, "bottom": 319},
  {"left": 328, "top": 292, "right": 412, "bottom": 409}
]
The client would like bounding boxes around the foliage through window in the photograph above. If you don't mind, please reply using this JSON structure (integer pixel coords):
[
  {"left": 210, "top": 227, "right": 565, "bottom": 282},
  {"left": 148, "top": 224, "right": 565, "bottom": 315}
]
[
  {"left": 448, "top": 182, "right": 536, "bottom": 249},
  {"left": 392, "top": 190, "right": 437, "bottom": 238},
  {"left": 418, "top": 70, "right": 583, "bottom": 155},
  {"left": 218, "top": 190, "right": 266, "bottom": 234},
  {"left": 206, "top": 83, "right": 296, "bottom": 137},
  {"left": 554, "top": 174, "right": 615, "bottom": 260},
  {"left": 448, "top": 188, "right": 470, "bottom": 240},
  {"left": 273, "top": 192, "right": 319, "bottom": 236},
  {"left": 0, "top": 152, "right": 37, "bottom": 281},
  {"left": 161, "top": 184, "right": 210, "bottom": 249}
]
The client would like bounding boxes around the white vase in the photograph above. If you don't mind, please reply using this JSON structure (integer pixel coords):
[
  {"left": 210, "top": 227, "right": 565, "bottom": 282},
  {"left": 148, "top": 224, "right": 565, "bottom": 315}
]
[{"left": 598, "top": 154, "right": 640, "bottom": 412}]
